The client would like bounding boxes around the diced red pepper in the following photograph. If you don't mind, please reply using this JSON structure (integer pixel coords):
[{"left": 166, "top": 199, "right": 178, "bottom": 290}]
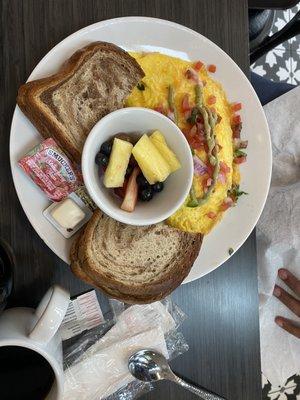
[
  {"left": 120, "top": 167, "right": 140, "bottom": 212},
  {"left": 181, "top": 94, "right": 191, "bottom": 112},
  {"left": 208, "top": 64, "right": 216, "bottom": 73},
  {"left": 207, "top": 95, "right": 216, "bottom": 105},
  {"left": 232, "top": 102, "right": 242, "bottom": 112},
  {"left": 220, "top": 161, "right": 231, "bottom": 174},
  {"left": 234, "top": 156, "right": 247, "bottom": 164},
  {"left": 194, "top": 60, "right": 204, "bottom": 71},
  {"left": 232, "top": 114, "right": 241, "bottom": 125},
  {"left": 206, "top": 211, "right": 217, "bottom": 219}
]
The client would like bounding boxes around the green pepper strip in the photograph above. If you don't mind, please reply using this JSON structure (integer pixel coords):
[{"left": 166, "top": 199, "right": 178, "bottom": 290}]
[
  {"left": 168, "top": 85, "right": 178, "bottom": 125},
  {"left": 194, "top": 84, "right": 217, "bottom": 166},
  {"left": 187, "top": 84, "right": 220, "bottom": 208},
  {"left": 195, "top": 83, "right": 203, "bottom": 107},
  {"left": 187, "top": 184, "right": 199, "bottom": 208}
]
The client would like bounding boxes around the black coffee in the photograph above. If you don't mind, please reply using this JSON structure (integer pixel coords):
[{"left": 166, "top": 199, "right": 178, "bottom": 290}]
[{"left": 0, "top": 345, "right": 55, "bottom": 400}]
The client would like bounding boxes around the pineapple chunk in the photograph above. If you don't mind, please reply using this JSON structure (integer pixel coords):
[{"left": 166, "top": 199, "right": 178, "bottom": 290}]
[
  {"left": 103, "top": 138, "right": 133, "bottom": 188},
  {"left": 132, "top": 134, "right": 171, "bottom": 184},
  {"left": 150, "top": 130, "right": 181, "bottom": 173}
]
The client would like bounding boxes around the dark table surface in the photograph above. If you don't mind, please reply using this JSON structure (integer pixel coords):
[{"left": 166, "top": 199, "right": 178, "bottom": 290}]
[{"left": 0, "top": 1, "right": 261, "bottom": 399}]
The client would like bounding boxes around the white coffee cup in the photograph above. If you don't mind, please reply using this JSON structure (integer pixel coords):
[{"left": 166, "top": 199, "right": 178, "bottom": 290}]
[{"left": 0, "top": 285, "right": 70, "bottom": 400}]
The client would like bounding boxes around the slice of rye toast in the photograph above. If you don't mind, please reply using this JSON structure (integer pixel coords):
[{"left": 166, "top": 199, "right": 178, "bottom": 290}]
[
  {"left": 17, "top": 42, "right": 144, "bottom": 163},
  {"left": 70, "top": 210, "right": 203, "bottom": 304}
]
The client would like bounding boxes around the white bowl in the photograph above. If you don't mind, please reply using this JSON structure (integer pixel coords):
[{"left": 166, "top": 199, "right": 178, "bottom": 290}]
[{"left": 82, "top": 107, "right": 193, "bottom": 226}]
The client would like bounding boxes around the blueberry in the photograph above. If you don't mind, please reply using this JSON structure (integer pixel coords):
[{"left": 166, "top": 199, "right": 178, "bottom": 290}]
[
  {"left": 152, "top": 182, "right": 164, "bottom": 193},
  {"left": 100, "top": 140, "right": 113, "bottom": 156},
  {"left": 95, "top": 152, "right": 109, "bottom": 167},
  {"left": 137, "top": 173, "right": 150, "bottom": 189},
  {"left": 139, "top": 188, "right": 153, "bottom": 201}
]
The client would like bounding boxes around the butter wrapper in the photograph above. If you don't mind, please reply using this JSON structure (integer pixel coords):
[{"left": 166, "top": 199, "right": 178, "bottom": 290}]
[
  {"left": 43, "top": 193, "right": 92, "bottom": 238},
  {"left": 19, "top": 138, "right": 82, "bottom": 201}
]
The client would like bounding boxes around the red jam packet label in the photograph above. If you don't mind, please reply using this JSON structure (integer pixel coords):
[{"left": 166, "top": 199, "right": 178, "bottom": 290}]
[{"left": 18, "top": 138, "right": 83, "bottom": 201}]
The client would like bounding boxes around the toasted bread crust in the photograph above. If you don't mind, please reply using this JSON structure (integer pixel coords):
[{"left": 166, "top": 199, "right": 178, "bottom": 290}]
[
  {"left": 70, "top": 211, "right": 202, "bottom": 304},
  {"left": 17, "top": 42, "right": 144, "bottom": 163},
  {"left": 70, "top": 233, "right": 96, "bottom": 287}
]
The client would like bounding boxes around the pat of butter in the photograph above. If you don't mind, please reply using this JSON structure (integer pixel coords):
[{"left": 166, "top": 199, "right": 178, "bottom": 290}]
[{"left": 50, "top": 198, "right": 85, "bottom": 229}]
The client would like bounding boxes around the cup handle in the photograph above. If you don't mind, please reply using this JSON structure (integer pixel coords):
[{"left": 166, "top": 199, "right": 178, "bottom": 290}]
[{"left": 29, "top": 285, "right": 70, "bottom": 344}]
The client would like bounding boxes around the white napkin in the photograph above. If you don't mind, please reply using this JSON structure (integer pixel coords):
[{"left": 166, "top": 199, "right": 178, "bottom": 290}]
[
  {"left": 257, "top": 86, "right": 300, "bottom": 387},
  {"left": 63, "top": 302, "right": 174, "bottom": 400}
]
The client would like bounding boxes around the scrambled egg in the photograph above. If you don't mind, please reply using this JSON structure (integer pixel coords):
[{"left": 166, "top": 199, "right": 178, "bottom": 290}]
[{"left": 126, "top": 52, "right": 240, "bottom": 235}]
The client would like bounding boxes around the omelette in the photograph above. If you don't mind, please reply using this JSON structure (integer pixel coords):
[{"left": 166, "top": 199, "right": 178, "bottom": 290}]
[{"left": 126, "top": 52, "right": 247, "bottom": 235}]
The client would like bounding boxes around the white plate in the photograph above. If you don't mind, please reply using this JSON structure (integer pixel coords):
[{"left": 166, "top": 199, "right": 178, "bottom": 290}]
[{"left": 10, "top": 17, "right": 272, "bottom": 283}]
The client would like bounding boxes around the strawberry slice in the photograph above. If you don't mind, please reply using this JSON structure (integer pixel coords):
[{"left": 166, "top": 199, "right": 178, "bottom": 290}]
[
  {"left": 121, "top": 167, "right": 140, "bottom": 212},
  {"left": 114, "top": 179, "right": 128, "bottom": 199}
]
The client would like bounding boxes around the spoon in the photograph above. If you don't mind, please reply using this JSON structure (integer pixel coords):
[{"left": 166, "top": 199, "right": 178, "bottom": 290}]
[{"left": 128, "top": 349, "right": 226, "bottom": 400}]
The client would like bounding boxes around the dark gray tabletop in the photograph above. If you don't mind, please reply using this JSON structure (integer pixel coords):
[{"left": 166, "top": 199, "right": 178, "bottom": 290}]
[{"left": 0, "top": 1, "right": 261, "bottom": 399}]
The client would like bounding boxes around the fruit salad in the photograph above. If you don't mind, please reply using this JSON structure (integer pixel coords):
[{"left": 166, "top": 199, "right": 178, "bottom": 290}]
[{"left": 95, "top": 131, "right": 181, "bottom": 212}]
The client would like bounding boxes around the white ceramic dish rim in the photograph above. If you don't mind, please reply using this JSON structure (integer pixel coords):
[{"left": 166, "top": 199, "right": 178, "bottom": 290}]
[{"left": 9, "top": 16, "right": 272, "bottom": 283}]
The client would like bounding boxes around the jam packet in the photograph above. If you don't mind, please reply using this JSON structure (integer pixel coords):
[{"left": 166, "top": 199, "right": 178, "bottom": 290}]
[{"left": 19, "top": 138, "right": 82, "bottom": 201}]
